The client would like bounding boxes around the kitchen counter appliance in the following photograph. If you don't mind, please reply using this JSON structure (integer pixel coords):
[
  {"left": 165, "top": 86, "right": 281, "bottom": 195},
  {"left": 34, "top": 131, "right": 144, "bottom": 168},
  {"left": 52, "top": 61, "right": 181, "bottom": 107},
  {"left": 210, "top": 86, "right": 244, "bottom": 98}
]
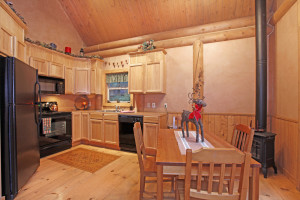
[
  {"left": 39, "top": 102, "right": 72, "bottom": 157},
  {"left": 119, "top": 115, "right": 143, "bottom": 152},
  {"left": 0, "top": 56, "right": 40, "bottom": 200},
  {"left": 38, "top": 76, "right": 65, "bottom": 94}
]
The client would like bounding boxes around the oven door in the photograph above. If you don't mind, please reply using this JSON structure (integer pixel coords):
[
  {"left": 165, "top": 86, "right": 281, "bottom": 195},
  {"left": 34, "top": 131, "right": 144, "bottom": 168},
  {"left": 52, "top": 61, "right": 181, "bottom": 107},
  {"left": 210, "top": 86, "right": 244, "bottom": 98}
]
[{"left": 40, "top": 114, "right": 72, "bottom": 147}]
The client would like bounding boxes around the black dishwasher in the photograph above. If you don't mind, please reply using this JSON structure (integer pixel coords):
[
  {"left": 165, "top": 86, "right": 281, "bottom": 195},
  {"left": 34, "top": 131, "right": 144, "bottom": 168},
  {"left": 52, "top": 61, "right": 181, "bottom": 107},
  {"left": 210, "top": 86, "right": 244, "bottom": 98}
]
[{"left": 118, "top": 115, "right": 143, "bottom": 152}]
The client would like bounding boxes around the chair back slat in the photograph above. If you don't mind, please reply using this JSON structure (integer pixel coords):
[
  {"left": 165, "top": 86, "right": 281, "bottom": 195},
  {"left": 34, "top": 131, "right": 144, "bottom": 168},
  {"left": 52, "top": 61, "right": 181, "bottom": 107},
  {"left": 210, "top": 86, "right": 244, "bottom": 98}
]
[
  {"left": 133, "top": 122, "right": 145, "bottom": 171},
  {"left": 231, "top": 124, "right": 254, "bottom": 153},
  {"left": 218, "top": 163, "right": 226, "bottom": 194},
  {"left": 228, "top": 163, "right": 237, "bottom": 195},
  {"left": 207, "top": 163, "right": 214, "bottom": 193},
  {"left": 185, "top": 148, "right": 251, "bottom": 200},
  {"left": 197, "top": 162, "right": 203, "bottom": 192}
]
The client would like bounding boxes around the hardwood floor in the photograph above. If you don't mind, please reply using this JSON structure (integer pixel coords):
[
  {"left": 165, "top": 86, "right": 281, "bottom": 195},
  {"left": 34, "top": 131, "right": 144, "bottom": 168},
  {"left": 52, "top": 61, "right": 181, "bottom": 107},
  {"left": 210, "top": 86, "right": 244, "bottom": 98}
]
[{"left": 15, "top": 145, "right": 300, "bottom": 200}]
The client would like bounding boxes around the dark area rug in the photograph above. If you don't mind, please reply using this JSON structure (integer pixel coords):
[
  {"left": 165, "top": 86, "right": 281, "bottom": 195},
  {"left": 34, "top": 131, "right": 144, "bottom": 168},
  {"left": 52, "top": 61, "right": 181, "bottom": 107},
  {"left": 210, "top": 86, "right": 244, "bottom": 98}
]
[{"left": 49, "top": 148, "right": 120, "bottom": 173}]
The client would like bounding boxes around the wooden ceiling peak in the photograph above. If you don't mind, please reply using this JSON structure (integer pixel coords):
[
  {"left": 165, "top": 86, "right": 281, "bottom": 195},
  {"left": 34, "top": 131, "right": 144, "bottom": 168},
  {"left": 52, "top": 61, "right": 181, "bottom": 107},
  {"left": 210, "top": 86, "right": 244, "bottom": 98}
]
[{"left": 58, "top": 0, "right": 275, "bottom": 47}]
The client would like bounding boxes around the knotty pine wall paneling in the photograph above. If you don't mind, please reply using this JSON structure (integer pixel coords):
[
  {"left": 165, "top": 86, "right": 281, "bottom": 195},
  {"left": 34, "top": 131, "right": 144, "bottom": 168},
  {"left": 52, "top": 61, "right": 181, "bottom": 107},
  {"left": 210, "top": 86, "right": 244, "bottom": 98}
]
[{"left": 271, "top": 1, "right": 299, "bottom": 187}]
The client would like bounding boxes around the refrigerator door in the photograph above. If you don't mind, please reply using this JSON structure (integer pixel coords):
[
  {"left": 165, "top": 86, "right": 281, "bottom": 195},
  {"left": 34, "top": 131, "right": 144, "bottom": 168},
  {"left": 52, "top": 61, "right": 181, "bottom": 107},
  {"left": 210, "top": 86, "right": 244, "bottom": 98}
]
[
  {"left": 14, "top": 58, "right": 37, "bottom": 105},
  {"left": 15, "top": 104, "right": 40, "bottom": 189}
]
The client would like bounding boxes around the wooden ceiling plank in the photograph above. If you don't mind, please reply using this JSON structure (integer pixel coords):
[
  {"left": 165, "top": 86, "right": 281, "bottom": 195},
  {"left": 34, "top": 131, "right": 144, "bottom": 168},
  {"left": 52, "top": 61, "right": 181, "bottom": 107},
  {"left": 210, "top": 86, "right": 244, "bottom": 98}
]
[{"left": 58, "top": 0, "right": 264, "bottom": 45}]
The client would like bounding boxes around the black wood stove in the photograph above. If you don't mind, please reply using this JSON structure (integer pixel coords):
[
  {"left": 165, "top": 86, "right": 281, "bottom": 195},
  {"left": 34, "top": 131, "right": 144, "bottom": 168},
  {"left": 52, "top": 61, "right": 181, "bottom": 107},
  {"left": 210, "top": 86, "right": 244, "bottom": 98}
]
[{"left": 251, "top": 131, "right": 277, "bottom": 178}]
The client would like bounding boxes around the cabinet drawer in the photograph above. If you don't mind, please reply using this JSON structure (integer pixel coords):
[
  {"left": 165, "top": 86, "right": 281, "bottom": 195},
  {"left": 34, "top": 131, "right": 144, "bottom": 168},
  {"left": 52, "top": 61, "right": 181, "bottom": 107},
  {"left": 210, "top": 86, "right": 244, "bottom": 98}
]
[
  {"left": 90, "top": 113, "right": 103, "bottom": 119},
  {"left": 143, "top": 116, "right": 159, "bottom": 123},
  {"left": 103, "top": 114, "right": 118, "bottom": 121}
]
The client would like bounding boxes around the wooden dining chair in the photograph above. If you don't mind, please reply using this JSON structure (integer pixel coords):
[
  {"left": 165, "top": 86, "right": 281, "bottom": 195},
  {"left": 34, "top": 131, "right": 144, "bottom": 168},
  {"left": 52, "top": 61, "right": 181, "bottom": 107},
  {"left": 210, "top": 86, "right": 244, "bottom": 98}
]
[
  {"left": 133, "top": 122, "right": 177, "bottom": 200},
  {"left": 231, "top": 124, "right": 254, "bottom": 153},
  {"left": 184, "top": 148, "right": 251, "bottom": 200}
]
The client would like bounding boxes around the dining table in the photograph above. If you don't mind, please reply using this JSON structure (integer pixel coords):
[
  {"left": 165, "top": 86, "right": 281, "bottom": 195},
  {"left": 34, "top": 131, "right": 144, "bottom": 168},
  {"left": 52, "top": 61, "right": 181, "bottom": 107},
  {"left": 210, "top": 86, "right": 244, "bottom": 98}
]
[{"left": 155, "top": 129, "right": 261, "bottom": 200}]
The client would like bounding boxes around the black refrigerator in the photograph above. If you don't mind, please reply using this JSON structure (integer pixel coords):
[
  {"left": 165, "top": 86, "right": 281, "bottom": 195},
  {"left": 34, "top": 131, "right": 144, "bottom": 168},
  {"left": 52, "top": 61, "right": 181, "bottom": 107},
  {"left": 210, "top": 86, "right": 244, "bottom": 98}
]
[{"left": 0, "top": 56, "right": 40, "bottom": 200}]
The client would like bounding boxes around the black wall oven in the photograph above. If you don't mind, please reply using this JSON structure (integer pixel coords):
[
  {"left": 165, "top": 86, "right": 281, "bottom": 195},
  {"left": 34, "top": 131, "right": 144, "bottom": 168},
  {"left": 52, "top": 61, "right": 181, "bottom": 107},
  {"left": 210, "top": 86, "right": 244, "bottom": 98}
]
[{"left": 40, "top": 112, "right": 72, "bottom": 157}]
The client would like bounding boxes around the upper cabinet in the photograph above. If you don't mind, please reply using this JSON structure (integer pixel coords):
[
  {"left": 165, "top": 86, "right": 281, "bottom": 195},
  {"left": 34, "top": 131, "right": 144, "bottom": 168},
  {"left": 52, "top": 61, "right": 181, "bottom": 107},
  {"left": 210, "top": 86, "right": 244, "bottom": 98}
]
[
  {"left": 0, "top": 1, "right": 27, "bottom": 62},
  {"left": 128, "top": 49, "right": 166, "bottom": 94},
  {"left": 74, "top": 67, "right": 90, "bottom": 94},
  {"left": 90, "top": 59, "right": 103, "bottom": 95}
]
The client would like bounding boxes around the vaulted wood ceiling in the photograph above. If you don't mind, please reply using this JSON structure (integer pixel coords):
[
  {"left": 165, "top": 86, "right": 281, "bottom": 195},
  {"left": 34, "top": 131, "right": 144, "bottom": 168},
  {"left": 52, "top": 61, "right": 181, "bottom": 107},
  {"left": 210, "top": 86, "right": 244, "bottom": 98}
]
[{"left": 58, "top": 0, "right": 275, "bottom": 47}]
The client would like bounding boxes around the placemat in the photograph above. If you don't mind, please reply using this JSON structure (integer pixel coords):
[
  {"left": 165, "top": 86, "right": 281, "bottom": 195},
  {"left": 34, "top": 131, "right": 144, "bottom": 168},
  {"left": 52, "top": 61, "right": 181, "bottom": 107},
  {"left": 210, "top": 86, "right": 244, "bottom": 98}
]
[{"left": 174, "top": 131, "right": 214, "bottom": 155}]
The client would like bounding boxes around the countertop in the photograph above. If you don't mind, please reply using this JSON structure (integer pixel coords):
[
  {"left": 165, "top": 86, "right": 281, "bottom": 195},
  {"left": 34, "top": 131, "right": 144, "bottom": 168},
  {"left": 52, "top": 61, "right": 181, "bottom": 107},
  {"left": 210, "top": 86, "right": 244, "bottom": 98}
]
[{"left": 71, "top": 110, "right": 167, "bottom": 117}]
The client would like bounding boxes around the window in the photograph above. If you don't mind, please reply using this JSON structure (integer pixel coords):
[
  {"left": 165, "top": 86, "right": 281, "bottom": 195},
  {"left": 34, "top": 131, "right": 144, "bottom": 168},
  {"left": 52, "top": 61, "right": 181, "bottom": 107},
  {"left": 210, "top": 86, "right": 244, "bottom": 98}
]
[{"left": 106, "top": 72, "right": 130, "bottom": 103}]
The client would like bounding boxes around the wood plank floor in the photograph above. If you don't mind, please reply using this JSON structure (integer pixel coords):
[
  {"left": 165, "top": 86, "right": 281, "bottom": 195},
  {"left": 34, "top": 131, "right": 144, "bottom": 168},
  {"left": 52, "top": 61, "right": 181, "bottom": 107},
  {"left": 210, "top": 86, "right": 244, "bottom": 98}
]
[{"left": 15, "top": 145, "right": 300, "bottom": 200}]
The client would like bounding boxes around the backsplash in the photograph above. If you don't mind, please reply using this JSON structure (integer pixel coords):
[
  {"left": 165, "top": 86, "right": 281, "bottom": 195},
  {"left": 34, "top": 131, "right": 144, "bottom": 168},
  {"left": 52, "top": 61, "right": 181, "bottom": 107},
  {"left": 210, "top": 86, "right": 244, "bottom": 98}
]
[{"left": 41, "top": 94, "right": 102, "bottom": 111}]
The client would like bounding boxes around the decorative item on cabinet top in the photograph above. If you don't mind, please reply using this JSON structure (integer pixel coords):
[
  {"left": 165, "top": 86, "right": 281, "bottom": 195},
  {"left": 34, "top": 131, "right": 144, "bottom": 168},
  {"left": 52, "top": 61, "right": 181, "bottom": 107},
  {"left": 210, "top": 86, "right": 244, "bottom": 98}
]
[{"left": 25, "top": 37, "right": 103, "bottom": 59}]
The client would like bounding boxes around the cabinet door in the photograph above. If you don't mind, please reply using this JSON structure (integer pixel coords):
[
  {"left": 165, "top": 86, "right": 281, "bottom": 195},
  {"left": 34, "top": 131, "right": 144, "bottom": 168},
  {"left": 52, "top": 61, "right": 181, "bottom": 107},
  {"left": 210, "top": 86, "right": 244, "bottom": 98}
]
[
  {"left": 90, "top": 119, "right": 104, "bottom": 143},
  {"left": 0, "top": 27, "right": 14, "bottom": 56},
  {"left": 81, "top": 113, "right": 90, "bottom": 140},
  {"left": 103, "top": 120, "right": 119, "bottom": 146},
  {"left": 129, "top": 64, "right": 144, "bottom": 93},
  {"left": 90, "top": 68, "right": 96, "bottom": 94},
  {"left": 72, "top": 112, "right": 81, "bottom": 142},
  {"left": 16, "top": 39, "right": 26, "bottom": 63},
  {"left": 29, "top": 57, "right": 48, "bottom": 76},
  {"left": 143, "top": 123, "right": 159, "bottom": 148},
  {"left": 65, "top": 66, "right": 74, "bottom": 94},
  {"left": 74, "top": 68, "right": 90, "bottom": 94},
  {"left": 145, "top": 61, "right": 164, "bottom": 93},
  {"left": 49, "top": 62, "right": 64, "bottom": 79}
]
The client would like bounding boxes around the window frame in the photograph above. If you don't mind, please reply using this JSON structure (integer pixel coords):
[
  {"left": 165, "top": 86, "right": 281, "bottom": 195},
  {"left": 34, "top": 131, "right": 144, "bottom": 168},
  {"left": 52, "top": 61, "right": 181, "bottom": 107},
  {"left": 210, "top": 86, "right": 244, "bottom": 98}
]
[{"left": 102, "top": 69, "right": 133, "bottom": 108}]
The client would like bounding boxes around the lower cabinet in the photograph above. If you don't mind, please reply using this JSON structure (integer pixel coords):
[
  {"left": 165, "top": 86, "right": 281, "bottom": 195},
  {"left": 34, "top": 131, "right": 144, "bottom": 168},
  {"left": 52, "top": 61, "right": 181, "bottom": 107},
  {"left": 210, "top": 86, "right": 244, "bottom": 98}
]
[
  {"left": 143, "top": 122, "right": 159, "bottom": 148},
  {"left": 103, "top": 120, "right": 119, "bottom": 147},
  {"left": 81, "top": 113, "right": 90, "bottom": 142},
  {"left": 90, "top": 119, "right": 104, "bottom": 143},
  {"left": 72, "top": 112, "right": 82, "bottom": 143}
]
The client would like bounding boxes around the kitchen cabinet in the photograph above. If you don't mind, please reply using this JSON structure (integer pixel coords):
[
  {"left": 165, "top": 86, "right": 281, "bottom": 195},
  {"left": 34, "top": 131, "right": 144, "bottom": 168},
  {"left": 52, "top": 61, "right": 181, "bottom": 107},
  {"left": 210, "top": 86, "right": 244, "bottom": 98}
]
[
  {"left": 143, "top": 122, "right": 159, "bottom": 148},
  {"left": 90, "top": 59, "right": 103, "bottom": 95},
  {"left": 65, "top": 66, "right": 74, "bottom": 94},
  {"left": 128, "top": 49, "right": 166, "bottom": 94},
  {"left": 0, "top": 2, "right": 27, "bottom": 62},
  {"left": 29, "top": 57, "right": 49, "bottom": 76},
  {"left": 81, "top": 112, "right": 90, "bottom": 142},
  {"left": 49, "top": 62, "right": 64, "bottom": 79},
  {"left": 74, "top": 68, "right": 90, "bottom": 94},
  {"left": 72, "top": 112, "right": 82, "bottom": 143},
  {"left": 103, "top": 120, "right": 119, "bottom": 147},
  {"left": 143, "top": 115, "right": 167, "bottom": 148},
  {"left": 103, "top": 114, "right": 119, "bottom": 148},
  {"left": 128, "top": 63, "right": 144, "bottom": 93},
  {"left": 90, "top": 113, "right": 104, "bottom": 144}
]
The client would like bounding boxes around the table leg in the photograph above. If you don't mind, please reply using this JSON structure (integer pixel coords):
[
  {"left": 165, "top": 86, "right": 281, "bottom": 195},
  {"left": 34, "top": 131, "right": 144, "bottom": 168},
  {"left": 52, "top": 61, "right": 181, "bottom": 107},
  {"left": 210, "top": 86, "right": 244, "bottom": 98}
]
[
  {"left": 249, "top": 167, "right": 259, "bottom": 200},
  {"left": 157, "top": 165, "right": 163, "bottom": 200}
]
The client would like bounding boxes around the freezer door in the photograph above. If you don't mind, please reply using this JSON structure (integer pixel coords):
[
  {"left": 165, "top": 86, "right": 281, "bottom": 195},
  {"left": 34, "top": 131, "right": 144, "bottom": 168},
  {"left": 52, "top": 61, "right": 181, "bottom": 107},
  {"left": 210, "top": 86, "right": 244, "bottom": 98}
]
[
  {"left": 15, "top": 104, "right": 40, "bottom": 190},
  {"left": 14, "top": 58, "right": 37, "bottom": 105}
]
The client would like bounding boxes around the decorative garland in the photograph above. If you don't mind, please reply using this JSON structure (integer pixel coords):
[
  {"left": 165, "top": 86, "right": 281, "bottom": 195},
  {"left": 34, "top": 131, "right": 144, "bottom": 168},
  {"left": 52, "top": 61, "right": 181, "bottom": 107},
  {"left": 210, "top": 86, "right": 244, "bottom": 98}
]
[
  {"left": 5, "top": 1, "right": 26, "bottom": 24},
  {"left": 25, "top": 37, "right": 103, "bottom": 60}
]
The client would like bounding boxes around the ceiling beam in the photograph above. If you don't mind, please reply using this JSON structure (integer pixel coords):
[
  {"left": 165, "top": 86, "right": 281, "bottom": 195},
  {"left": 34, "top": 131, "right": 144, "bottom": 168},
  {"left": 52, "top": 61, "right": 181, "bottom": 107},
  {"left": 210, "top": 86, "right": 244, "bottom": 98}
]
[
  {"left": 84, "top": 16, "right": 255, "bottom": 54},
  {"left": 270, "top": 0, "right": 297, "bottom": 25},
  {"left": 86, "top": 26, "right": 255, "bottom": 58}
]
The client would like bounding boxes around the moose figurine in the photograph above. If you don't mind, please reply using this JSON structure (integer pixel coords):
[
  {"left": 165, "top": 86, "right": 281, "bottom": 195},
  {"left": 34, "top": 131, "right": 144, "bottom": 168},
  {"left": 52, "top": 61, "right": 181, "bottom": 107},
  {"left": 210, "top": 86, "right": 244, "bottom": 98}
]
[{"left": 181, "top": 98, "right": 206, "bottom": 143}]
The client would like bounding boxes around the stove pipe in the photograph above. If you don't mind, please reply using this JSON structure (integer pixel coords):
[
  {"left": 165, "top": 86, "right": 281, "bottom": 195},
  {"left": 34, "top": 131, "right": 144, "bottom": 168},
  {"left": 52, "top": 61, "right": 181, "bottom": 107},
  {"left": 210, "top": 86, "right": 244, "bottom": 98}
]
[{"left": 255, "top": 0, "right": 267, "bottom": 131}]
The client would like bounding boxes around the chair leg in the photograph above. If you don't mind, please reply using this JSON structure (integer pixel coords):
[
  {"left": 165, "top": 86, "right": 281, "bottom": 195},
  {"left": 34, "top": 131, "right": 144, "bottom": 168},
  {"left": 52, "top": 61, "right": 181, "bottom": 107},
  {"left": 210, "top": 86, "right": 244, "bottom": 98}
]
[
  {"left": 175, "top": 176, "right": 180, "bottom": 200},
  {"left": 171, "top": 177, "right": 175, "bottom": 192},
  {"left": 140, "top": 175, "right": 145, "bottom": 200}
]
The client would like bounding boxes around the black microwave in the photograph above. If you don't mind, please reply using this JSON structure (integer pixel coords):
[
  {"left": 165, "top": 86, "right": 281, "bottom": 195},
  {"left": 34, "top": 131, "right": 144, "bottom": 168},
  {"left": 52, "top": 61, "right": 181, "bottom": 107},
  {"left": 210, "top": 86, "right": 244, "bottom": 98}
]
[{"left": 38, "top": 76, "right": 65, "bottom": 94}]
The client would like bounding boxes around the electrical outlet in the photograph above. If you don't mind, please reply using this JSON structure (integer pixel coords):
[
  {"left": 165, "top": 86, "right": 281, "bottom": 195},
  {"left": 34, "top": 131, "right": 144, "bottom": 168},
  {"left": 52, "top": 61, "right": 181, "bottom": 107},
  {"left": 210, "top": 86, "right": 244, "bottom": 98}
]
[
  {"left": 164, "top": 103, "right": 167, "bottom": 108},
  {"left": 147, "top": 103, "right": 150, "bottom": 108},
  {"left": 152, "top": 103, "right": 156, "bottom": 108}
]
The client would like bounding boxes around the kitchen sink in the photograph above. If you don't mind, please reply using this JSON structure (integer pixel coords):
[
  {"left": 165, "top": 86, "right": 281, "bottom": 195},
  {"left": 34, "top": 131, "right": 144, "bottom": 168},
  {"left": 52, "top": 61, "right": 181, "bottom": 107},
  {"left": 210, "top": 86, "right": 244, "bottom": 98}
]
[{"left": 100, "top": 110, "right": 120, "bottom": 113}]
